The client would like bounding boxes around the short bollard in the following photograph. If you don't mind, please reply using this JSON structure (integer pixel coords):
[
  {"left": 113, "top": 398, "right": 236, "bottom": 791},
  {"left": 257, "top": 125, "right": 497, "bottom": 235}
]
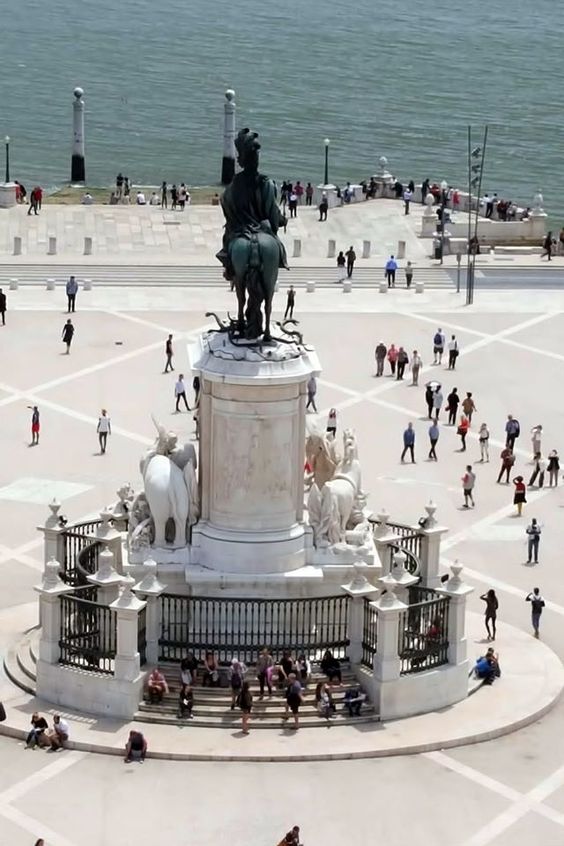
[
  {"left": 13, "top": 236, "right": 22, "bottom": 256},
  {"left": 9, "top": 278, "right": 18, "bottom": 291},
  {"left": 48, "top": 236, "right": 57, "bottom": 256},
  {"left": 343, "top": 280, "right": 352, "bottom": 293},
  {"left": 397, "top": 239, "right": 406, "bottom": 259},
  {"left": 46, "top": 277, "right": 56, "bottom": 291},
  {"left": 327, "top": 239, "right": 336, "bottom": 258},
  {"left": 379, "top": 280, "right": 388, "bottom": 294},
  {"left": 362, "top": 240, "right": 371, "bottom": 259},
  {"left": 83, "top": 278, "right": 92, "bottom": 291},
  {"left": 415, "top": 280, "right": 425, "bottom": 294},
  {"left": 292, "top": 238, "right": 301, "bottom": 258},
  {"left": 84, "top": 236, "right": 93, "bottom": 256},
  {"left": 306, "top": 280, "right": 316, "bottom": 293}
]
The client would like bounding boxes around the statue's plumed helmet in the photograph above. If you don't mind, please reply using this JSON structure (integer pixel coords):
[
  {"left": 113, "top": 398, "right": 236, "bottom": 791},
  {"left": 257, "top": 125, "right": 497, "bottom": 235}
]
[{"left": 235, "top": 128, "right": 261, "bottom": 162}]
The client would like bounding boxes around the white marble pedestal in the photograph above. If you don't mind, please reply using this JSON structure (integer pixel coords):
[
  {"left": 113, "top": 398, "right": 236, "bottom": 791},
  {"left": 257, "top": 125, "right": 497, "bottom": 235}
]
[
  {"left": 0, "top": 183, "right": 17, "bottom": 209},
  {"left": 189, "top": 331, "right": 320, "bottom": 576}
]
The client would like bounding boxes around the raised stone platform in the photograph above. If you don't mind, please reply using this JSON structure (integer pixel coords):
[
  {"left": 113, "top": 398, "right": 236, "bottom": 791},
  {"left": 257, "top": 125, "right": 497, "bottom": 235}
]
[{"left": 2, "top": 611, "right": 562, "bottom": 761}]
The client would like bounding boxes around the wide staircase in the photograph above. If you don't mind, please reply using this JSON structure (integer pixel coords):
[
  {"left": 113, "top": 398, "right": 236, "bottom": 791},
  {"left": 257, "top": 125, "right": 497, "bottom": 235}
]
[
  {"left": 0, "top": 263, "right": 455, "bottom": 290},
  {"left": 135, "top": 663, "right": 378, "bottom": 729}
]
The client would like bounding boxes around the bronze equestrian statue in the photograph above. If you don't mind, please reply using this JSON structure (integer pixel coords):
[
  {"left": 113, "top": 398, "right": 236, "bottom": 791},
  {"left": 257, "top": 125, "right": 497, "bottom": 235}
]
[{"left": 216, "top": 128, "right": 288, "bottom": 342}]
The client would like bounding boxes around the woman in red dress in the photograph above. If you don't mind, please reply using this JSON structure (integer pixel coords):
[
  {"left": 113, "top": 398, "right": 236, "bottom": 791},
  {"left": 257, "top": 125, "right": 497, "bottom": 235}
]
[{"left": 512, "top": 475, "right": 526, "bottom": 516}]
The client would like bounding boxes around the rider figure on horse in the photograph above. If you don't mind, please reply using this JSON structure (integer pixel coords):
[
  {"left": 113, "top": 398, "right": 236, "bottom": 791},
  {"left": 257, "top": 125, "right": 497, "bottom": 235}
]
[{"left": 216, "top": 128, "right": 288, "bottom": 341}]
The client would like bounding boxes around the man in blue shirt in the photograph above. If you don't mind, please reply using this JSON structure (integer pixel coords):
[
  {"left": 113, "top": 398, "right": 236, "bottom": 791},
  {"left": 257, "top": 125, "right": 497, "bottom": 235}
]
[
  {"left": 401, "top": 422, "right": 416, "bottom": 463},
  {"left": 385, "top": 255, "right": 398, "bottom": 287},
  {"left": 428, "top": 421, "right": 439, "bottom": 460}
]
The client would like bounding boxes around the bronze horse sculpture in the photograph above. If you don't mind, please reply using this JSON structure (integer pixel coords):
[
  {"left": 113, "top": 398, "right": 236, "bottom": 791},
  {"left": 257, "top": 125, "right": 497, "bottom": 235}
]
[{"left": 216, "top": 129, "right": 288, "bottom": 342}]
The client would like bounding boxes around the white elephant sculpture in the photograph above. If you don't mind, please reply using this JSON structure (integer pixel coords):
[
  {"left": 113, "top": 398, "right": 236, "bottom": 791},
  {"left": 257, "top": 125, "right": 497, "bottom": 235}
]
[{"left": 144, "top": 454, "right": 189, "bottom": 548}]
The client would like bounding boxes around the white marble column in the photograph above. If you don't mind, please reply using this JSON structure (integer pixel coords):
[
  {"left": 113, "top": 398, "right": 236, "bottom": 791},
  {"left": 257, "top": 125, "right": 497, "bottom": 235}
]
[
  {"left": 37, "top": 499, "right": 66, "bottom": 565},
  {"left": 110, "top": 577, "right": 146, "bottom": 682},
  {"left": 436, "top": 561, "right": 474, "bottom": 667},
  {"left": 341, "top": 569, "right": 378, "bottom": 664},
  {"left": 417, "top": 501, "right": 448, "bottom": 589},
  {"left": 34, "top": 558, "right": 74, "bottom": 664},
  {"left": 373, "top": 589, "right": 405, "bottom": 683},
  {"left": 133, "top": 559, "right": 167, "bottom": 666}
]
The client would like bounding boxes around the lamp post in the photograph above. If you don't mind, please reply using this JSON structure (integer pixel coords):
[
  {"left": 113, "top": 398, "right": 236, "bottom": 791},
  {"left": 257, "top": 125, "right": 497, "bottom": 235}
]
[
  {"left": 4, "top": 136, "right": 10, "bottom": 184},
  {"left": 323, "top": 138, "right": 330, "bottom": 186},
  {"left": 439, "top": 179, "right": 448, "bottom": 265}
]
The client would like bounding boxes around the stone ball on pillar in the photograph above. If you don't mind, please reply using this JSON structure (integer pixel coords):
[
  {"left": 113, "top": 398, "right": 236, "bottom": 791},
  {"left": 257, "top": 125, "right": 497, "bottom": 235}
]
[
  {"left": 73, "top": 87, "right": 84, "bottom": 100},
  {"left": 225, "top": 88, "right": 235, "bottom": 102}
]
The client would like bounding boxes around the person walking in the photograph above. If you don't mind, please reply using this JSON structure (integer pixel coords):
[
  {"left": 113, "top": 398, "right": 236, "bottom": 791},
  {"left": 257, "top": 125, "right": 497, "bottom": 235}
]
[
  {"left": 425, "top": 384, "right": 434, "bottom": 419},
  {"left": 396, "top": 346, "right": 409, "bottom": 380},
  {"left": 526, "top": 518, "right": 541, "bottom": 564},
  {"left": 530, "top": 425, "right": 542, "bottom": 460},
  {"left": 238, "top": 679, "right": 253, "bottom": 734},
  {"left": 336, "top": 251, "right": 346, "bottom": 282},
  {"left": 405, "top": 261, "right": 414, "bottom": 289},
  {"left": 28, "top": 405, "right": 40, "bottom": 445},
  {"left": 461, "top": 392, "right": 476, "bottom": 425},
  {"left": 256, "top": 647, "right": 274, "bottom": 698},
  {"left": 318, "top": 192, "right": 328, "bottom": 222},
  {"left": 446, "top": 387, "right": 460, "bottom": 425},
  {"left": 345, "top": 246, "right": 356, "bottom": 278},
  {"left": 401, "top": 422, "right": 416, "bottom": 464},
  {"left": 480, "top": 589, "right": 498, "bottom": 640},
  {"left": 305, "top": 182, "right": 313, "bottom": 206},
  {"left": 164, "top": 334, "right": 174, "bottom": 373},
  {"left": 432, "top": 386, "right": 443, "bottom": 420},
  {"left": 174, "top": 374, "right": 190, "bottom": 412},
  {"left": 432, "top": 328, "right": 445, "bottom": 365},
  {"left": 478, "top": 423, "right": 490, "bottom": 462},
  {"left": 528, "top": 453, "right": 547, "bottom": 488},
  {"left": 403, "top": 187, "right": 413, "bottom": 214},
  {"left": 229, "top": 658, "right": 247, "bottom": 710},
  {"left": 387, "top": 343, "right": 398, "bottom": 376},
  {"left": 526, "top": 587, "right": 545, "bottom": 637},
  {"left": 457, "top": 414, "right": 470, "bottom": 451},
  {"left": 283, "top": 674, "right": 304, "bottom": 730},
  {"left": 170, "top": 184, "right": 177, "bottom": 210},
  {"left": 505, "top": 415, "right": 521, "bottom": 449},
  {"left": 411, "top": 350, "right": 422, "bottom": 386},
  {"left": 541, "top": 231, "right": 553, "bottom": 261},
  {"left": 547, "top": 449, "right": 560, "bottom": 487},
  {"left": 447, "top": 335, "right": 459, "bottom": 369},
  {"left": 288, "top": 189, "right": 298, "bottom": 218},
  {"left": 375, "top": 341, "right": 387, "bottom": 376},
  {"left": 27, "top": 187, "right": 39, "bottom": 215},
  {"left": 284, "top": 286, "right": 296, "bottom": 320},
  {"left": 326, "top": 407, "right": 337, "bottom": 437},
  {"left": 513, "top": 475, "right": 527, "bottom": 516},
  {"left": 306, "top": 375, "right": 317, "bottom": 412},
  {"left": 61, "top": 319, "right": 74, "bottom": 354},
  {"left": 497, "top": 446, "right": 515, "bottom": 483},
  {"left": 97, "top": 409, "right": 111, "bottom": 454},
  {"left": 0, "top": 287, "right": 6, "bottom": 326},
  {"left": 462, "top": 465, "right": 476, "bottom": 508},
  {"left": 160, "top": 181, "right": 168, "bottom": 208},
  {"left": 385, "top": 255, "right": 398, "bottom": 287},
  {"left": 65, "top": 276, "right": 78, "bottom": 313},
  {"left": 428, "top": 420, "right": 439, "bottom": 460}
]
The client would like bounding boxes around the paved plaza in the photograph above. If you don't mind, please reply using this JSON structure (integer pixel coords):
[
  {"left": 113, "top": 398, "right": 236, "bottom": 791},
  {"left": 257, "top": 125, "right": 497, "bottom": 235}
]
[{"left": 2, "top": 282, "right": 564, "bottom": 845}]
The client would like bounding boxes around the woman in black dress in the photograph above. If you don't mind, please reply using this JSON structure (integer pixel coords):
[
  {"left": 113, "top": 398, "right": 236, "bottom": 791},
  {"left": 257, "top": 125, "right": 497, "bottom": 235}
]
[
  {"left": 480, "top": 589, "right": 498, "bottom": 641},
  {"left": 238, "top": 680, "right": 253, "bottom": 734}
]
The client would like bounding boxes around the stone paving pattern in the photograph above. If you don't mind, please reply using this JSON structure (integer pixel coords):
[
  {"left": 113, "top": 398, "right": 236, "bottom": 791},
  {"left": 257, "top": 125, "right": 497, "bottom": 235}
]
[{"left": 2, "top": 284, "right": 564, "bottom": 844}]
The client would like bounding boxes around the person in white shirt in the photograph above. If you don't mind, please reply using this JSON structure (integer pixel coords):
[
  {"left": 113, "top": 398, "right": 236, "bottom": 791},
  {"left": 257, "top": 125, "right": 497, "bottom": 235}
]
[
  {"left": 49, "top": 714, "right": 69, "bottom": 750},
  {"left": 447, "top": 335, "right": 459, "bottom": 370},
  {"left": 403, "top": 188, "right": 413, "bottom": 215},
  {"left": 97, "top": 409, "right": 111, "bottom": 454},
  {"left": 530, "top": 425, "right": 542, "bottom": 460},
  {"left": 411, "top": 350, "right": 422, "bottom": 386},
  {"left": 81, "top": 192, "right": 93, "bottom": 205},
  {"left": 149, "top": 191, "right": 160, "bottom": 206},
  {"left": 175, "top": 374, "right": 190, "bottom": 412},
  {"left": 136, "top": 191, "right": 146, "bottom": 205}
]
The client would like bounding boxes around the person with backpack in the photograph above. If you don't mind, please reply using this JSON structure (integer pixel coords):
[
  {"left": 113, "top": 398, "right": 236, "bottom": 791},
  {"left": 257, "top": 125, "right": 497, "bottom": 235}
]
[
  {"left": 505, "top": 415, "right": 521, "bottom": 449},
  {"left": 432, "top": 328, "right": 445, "bottom": 365},
  {"left": 283, "top": 673, "right": 304, "bottom": 729},
  {"left": 229, "top": 658, "right": 247, "bottom": 710},
  {"left": 526, "top": 587, "right": 545, "bottom": 637},
  {"left": 526, "top": 518, "right": 541, "bottom": 564},
  {"left": 238, "top": 679, "right": 253, "bottom": 734}
]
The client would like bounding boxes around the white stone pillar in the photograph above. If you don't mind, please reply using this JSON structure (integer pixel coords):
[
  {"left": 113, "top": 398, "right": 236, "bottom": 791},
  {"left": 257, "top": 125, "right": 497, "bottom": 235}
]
[
  {"left": 342, "top": 280, "right": 352, "bottom": 293},
  {"left": 373, "top": 589, "right": 405, "bottom": 683},
  {"left": 87, "top": 547, "right": 122, "bottom": 606},
  {"left": 37, "top": 499, "right": 66, "bottom": 565},
  {"left": 371, "top": 509, "right": 398, "bottom": 575},
  {"left": 133, "top": 559, "right": 167, "bottom": 666},
  {"left": 362, "top": 240, "right": 371, "bottom": 259},
  {"left": 341, "top": 569, "right": 378, "bottom": 664},
  {"left": 221, "top": 89, "right": 236, "bottom": 185},
  {"left": 34, "top": 558, "right": 74, "bottom": 664},
  {"left": 110, "top": 577, "right": 146, "bottom": 682},
  {"left": 436, "top": 562, "right": 474, "bottom": 667},
  {"left": 71, "top": 87, "right": 86, "bottom": 183},
  {"left": 83, "top": 278, "right": 92, "bottom": 291},
  {"left": 83, "top": 236, "right": 92, "bottom": 255},
  {"left": 88, "top": 508, "right": 124, "bottom": 572},
  {"left": 397, "top": 240, "right": 406, "bottom": 259},
  {"left": 48, "top": 237, "right": 57, "bottom": 256},
  {"left": 378, "top": 548, "right": 418, "bottom": 604},
  {"left": 292, "top": 238, "right": 301, "bottom": 258},
  {"left": 0, "top": 183, "right": 17, "bottom": 208},
  {"left": 417, "top": 501, "right": 448, "bottom": 589},
  {"left": 9, "top": 277, "right": 18, "bottom": 290},
  {"left": 13, "top": 236, "right": 22, "bottom": 256},
  {"left": 306, "top": 280, "right": 315, "bottom": 293},
  {"left": 46, "top": 277, "right": 56, "bottom": 291},
  {"left": 327, "top": 239, "right": 336, "bottom": 258}
]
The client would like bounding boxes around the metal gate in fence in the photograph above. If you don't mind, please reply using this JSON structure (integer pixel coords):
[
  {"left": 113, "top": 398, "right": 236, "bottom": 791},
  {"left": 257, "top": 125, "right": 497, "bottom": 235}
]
[
  {"left": 158, "top": 593, "right": 350, "bottom": 664},
  {"left": 59, "top": 590, "right": 117, "bottom": 675},
  {"left": 398, "top": 589, "right": 449, "bottom": 675},
  {"left": 361, "top": 597, "right": 378, "bottom": 669}
]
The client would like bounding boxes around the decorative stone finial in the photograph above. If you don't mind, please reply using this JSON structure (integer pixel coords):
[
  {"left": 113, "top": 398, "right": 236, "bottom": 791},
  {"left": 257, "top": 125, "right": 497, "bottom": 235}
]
[
  {"left": 378, "top": 156, "right": 388, "bottom": 171},
  {"left": 424, "top": 500, "right": 437, "bottom": 528},
  {"left": 374, "top": 508, "right": 390, "bottom": 537},
  {"left": 449, "top": 560, "right": 463, "bottom": 587},
  {"left": 379, "top": 586, "right": 397, "bottom": 607},
  {"left": 392, "top": 549, "right": 407, "bottom": 573},
  {"left": 225, "top": 88, "right": 235, "bottom": 101},
  {"left": 89, "top": 547, "right": 121, "bottom": 585},
  {"left": 532, "top": 189, "right": 544, "bottom": 213},
  {"left": 133, "top": 558, "right": 166, "bottom": 596},
  {"left": 48, "top": 499, "right": 61, "bottom": 519},
  {"left": 73, "top": 86, "right": 84, "bottom": 100},
  {"left": 35, "top": 556, "right": 68, "bottom": 594}
]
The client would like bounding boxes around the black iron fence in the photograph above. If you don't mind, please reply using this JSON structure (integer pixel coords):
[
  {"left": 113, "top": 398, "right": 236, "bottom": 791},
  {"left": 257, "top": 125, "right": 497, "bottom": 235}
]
[
  {"left": 398, "top": 592, "right": 449, "bottom": 675},
  {"left": 60, "top": 519, "right": 102, "bottom": 589},
  {"left": 158, "top": 593, "right": 350, "bottom": 664},
  {"left": 59, "top": 590, "right": 116, "bottom": 675},
  {"left": 138, "top": 605, "right": 147, "bottom": 667},
  {"left": 387, "top": 521, "right": 423, "bottom": 563},
  {"left": 361, "top": 597, "right": 378, "bottom": 669}
]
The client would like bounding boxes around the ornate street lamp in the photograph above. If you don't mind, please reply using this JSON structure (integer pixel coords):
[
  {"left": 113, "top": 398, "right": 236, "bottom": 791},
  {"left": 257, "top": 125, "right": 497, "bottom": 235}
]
[
  {"left": 323, "top": 138, "right": 330, "bottom": 186},
  {"left": 4, "top": 136, "right": 10, "bottom": 184}
]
